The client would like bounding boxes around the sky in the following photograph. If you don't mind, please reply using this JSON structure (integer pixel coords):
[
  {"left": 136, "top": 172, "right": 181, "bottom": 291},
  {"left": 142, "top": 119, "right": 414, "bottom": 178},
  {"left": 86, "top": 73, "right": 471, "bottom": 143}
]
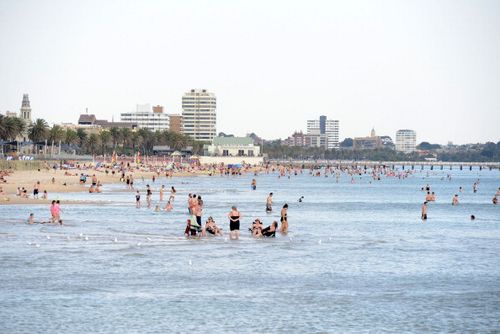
[{"left": 0, "top": 0, "right": 499, "bottom": 144}]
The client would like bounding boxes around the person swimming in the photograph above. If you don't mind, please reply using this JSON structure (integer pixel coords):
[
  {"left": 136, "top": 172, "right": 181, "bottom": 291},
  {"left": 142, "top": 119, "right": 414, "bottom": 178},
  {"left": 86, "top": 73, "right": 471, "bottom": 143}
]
[
  {"left": 298, "top": 196, "right": 304, "bottom": 203},
  {"left": 262, "top": 221, "right": 278, "bottom": 237},
  {"left": 205, "top": 217, "right": 222, "bottom": 236},
  {"left": 250, "top": 218, "right": 263, "bottom": 237}
]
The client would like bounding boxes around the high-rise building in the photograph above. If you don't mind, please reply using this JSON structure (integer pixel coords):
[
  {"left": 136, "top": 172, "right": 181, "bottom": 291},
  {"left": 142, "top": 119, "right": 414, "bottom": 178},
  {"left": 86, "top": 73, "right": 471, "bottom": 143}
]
[
  {"left": 182, "top": 89, "right": 216, "bottom": 141},
  {"left": 306, "top": 115, "right": 339, "bottom": 149},
  {"left": 169, "top": 114, "right": 183, "bottom": 133},
  {"left": 19, "top": 94, "right": 32, "bottom": 122},
  {"left": 121, "top": 104, "right": 169, "bottom": 131},
  {"left": 395, "top": 129, "right": 416, "bottom": 153}
]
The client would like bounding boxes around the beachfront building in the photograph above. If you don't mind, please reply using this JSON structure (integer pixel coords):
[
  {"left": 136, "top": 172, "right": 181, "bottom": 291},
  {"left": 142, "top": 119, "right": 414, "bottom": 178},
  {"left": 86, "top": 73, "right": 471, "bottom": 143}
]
[
  {"left": 182, "top": 89, "right": 216, "bottom": 142},
  {"left": 306, "top": 115, "right": 339, "bottom": 149},
  {"left": 76, "top": 113, "right": 137, "bottom": 132},
  {"left": 283, "top": 131, "right": 322, "bottom": 147},
  {"left": 169, "top": 114, "right": 183, "bottom": 133},
  {"left": 204, "top": 137, "right": 260, "bottom": 157},
  {"left": 395, "top": 129, "right": 417, "bottom": 153},
  {"left": 353, "top": 128, "right": 383, "bottom": 150},
  {"left": 121, "top": 104, "right": 170, "bottom": 131}
]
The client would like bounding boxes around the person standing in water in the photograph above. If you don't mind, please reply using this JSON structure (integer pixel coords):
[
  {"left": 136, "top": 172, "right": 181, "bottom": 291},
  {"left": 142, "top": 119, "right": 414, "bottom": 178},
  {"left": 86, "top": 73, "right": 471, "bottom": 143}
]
[
  {"left": 452, "top": 194, "right": 459, "bottom": 205},
  {"left": 251, "top": 179, "right": 257, "bottom": 190},
  {"left": 159, "top": 185, "right": 165, "bottom": 201},
  {"left": 135, "top": 190, "right": 141, "bottom": 208},
  {"left": 421, "top": 202, "right": 428, "bottom": 221},
  {"left": 266, "top": 193, "right": 273, "bottom": 213},
  {"left": 228, "top": 206, "right": 241, "bottom": 240},
  {"left": 280, "top": 203, "right": 289, "bottom": 233}
]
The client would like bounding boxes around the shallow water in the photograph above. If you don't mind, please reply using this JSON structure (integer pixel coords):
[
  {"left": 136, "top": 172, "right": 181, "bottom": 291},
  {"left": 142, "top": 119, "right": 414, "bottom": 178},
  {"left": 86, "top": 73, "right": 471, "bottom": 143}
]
[{"left": 1, "top": 168, "right": 499, "bottom": 333}]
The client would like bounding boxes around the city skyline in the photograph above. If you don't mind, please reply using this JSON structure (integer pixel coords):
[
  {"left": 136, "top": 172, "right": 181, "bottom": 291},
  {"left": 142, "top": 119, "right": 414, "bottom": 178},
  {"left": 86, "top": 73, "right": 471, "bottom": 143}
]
[{"left": 1, "top": 0, "right": 499, "bottom": 144}]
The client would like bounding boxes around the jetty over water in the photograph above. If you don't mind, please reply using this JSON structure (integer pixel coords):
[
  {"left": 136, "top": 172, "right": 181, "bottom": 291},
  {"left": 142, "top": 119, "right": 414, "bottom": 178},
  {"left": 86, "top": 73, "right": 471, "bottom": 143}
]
[{"left": 269, "top": 160, "right": 500, "bottom": 170}]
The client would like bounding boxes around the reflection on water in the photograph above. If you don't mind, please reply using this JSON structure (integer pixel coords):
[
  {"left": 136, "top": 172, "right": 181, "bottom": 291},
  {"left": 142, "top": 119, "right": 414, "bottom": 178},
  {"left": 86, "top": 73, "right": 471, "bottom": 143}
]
[{"left": 0, "top": 168, "right": 499, "bottom": 333}]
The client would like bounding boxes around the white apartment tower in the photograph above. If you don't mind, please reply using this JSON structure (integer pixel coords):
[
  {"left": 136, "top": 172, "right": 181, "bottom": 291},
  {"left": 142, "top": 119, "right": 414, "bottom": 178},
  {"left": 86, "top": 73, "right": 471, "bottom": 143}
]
[
  {"left": 395, "top": 129, "right": 416, "bottom": 153},
  {"left": 182, "top": 89, "right": 216, "bottom": 141},
  {"left": 307, "top": 115, "right": 339, "bottom": 149}
]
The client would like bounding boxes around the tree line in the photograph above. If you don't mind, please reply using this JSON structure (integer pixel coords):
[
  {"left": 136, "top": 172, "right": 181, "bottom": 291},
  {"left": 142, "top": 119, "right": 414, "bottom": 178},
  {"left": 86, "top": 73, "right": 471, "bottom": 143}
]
[
  {"left": 0, "top": 115, "right": 206, "bottom": 155},
  {"left": 264, "top": 140, "right": 500, "bottom": 162}
]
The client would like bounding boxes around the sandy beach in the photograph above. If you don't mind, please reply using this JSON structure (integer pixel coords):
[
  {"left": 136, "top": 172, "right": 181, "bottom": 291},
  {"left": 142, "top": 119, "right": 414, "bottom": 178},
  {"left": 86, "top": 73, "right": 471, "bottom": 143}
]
[{"left": 0, "top": 166, "right": 217, "bottom": 205}]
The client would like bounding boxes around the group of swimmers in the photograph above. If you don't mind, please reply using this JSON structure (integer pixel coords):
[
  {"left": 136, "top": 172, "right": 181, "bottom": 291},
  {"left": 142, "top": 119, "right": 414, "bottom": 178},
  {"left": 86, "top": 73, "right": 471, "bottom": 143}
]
[
  {"left": 184, "top": 201, "right": 289, "bottom": 240},
  {"left": 421, "top": 182, "right": 499, "bottom": 221}
]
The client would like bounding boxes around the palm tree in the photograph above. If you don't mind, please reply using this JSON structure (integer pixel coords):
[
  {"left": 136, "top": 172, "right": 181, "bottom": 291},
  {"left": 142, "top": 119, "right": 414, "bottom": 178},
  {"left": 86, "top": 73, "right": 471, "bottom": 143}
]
[
  {"left": 120, "top": 128, "right": 131, "bottom": 150},
  {"left": 48, "top": 125, "right": 65, "bottom": 144},
  {"left": 109, "top": 127, "right": 121, "bottom": 150},
  {"left": 99, "top": 130, "right": 111, "bottom": 155},
  {"left": 28, "top": 119, "right": 49, "bottom": 143},
  {"left": 64, "top": 129, "right": 78, "bottom": 145},
  {"left": 0, "top": 116, "right": 26, "bottom": 141},
  {"left": 86, "top": 133, "right": 99, "bottom": 155},
  {"left": 76, "top": 128, "right": 87, "bottom": 148}
]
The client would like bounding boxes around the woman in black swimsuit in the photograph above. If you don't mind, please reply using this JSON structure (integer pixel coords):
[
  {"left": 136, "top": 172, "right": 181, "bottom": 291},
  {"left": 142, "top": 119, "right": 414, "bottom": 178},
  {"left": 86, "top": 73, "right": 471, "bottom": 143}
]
[
  {"left": 280, "top": 203, "right": 288, "bottom": 234},
  {"left": 262, "top": 221, "right": 278, "bottom": 237},
  {"left": 228, "top": 206, "right": 242, "bottom": 240}
]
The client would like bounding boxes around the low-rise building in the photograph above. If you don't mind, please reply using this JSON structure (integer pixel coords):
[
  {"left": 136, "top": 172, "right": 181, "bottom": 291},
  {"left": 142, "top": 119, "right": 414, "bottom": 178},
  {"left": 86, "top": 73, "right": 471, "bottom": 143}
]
[
  {"left": 204, "top": 137, "right": 260, "bottom": 157},
  {"left": 353, "top": 128, "right": 382, "bottom": 150},
  {"left": 121, "top": 104, "right": 169, "bottom": 131}
]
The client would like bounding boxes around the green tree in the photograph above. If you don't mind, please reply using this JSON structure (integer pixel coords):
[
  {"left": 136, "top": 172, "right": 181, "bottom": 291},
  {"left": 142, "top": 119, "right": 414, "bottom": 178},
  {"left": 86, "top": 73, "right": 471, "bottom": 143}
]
[
  {"left": 48, "top": 125, "right": 65, "bottom": 144},
  {"left": 120, "top": 128, "right": 131, "bottom": 150},
  {"left": 109, "top": 127, "right": 121, "bottom": 150},
  {"left": 28, "top": 119, "right": 49, "bottom": 143},
  {"left": 99, "top": 130, "right": 111, "bottom": 155},
  {"left": 86, "top": 133, "right": 99, "bottom": 155},
  {"left": 64, "top": 129, "right": 78, "bottom": 145},
  {"left": 0, "top": 116, "right": 26, "bottom": 141},
  {"left": 76, "top": 128, "right": 88, "bottom": 147}
]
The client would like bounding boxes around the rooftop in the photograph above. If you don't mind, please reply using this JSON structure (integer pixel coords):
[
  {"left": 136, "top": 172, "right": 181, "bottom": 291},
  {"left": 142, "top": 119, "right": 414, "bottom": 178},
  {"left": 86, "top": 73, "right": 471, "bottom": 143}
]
[{"left": 212, "top": 137, "right": 254, "bottom": 146}]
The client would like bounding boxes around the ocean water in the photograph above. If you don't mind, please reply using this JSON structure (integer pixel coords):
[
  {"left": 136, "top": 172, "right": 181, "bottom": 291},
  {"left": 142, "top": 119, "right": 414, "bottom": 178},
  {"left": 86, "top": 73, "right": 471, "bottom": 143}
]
[{"left": 0, "top": 167, "right": 499, "bottom": 333}]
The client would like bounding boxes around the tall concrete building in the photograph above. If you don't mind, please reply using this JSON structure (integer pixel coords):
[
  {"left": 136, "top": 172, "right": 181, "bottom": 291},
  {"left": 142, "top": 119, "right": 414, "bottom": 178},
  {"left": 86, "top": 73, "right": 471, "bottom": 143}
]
[
  {"left": 395, "top": 129, "right": 416, "bottom": 153},
  {"left": 182, "top": 89, "right": 216, "bottom": 141},
  {"left": 19, "top": 94, "right": 32, "bottom": 122},
  {"left": 121, "top": 104, "right": 169, "bottom": 131},
  {"left": 306, "top": 115, "right": 339, "bottom": 149},
  {"left": 169, "top": 114, "right": 183, "bottom": 133}
]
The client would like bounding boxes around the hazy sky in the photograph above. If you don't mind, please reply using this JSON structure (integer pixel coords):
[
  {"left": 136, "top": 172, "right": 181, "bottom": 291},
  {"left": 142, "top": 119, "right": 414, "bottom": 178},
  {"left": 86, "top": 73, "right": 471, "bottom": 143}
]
[{"left": 1, "top": 0, "right": 499, "bottom": 144}]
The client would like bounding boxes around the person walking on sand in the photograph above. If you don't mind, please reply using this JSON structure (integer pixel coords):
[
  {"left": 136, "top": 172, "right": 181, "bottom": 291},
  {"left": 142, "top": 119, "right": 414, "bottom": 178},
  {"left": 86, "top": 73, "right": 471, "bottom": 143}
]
[
  {"left": 228, "top": 206, "right": 241, "bottom": 240},
  {"left": 33, "top": 181, "right": 40, "bottom": 199}
]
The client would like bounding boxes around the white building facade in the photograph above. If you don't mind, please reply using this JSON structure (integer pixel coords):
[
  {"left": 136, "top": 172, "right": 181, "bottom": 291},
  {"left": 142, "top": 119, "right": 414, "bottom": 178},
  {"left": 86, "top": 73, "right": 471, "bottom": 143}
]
[
  {"left": 121, "top": 104, "right": 169, "bottom": 131},
  {"left": 306, "top": 116, "right": 339, "bottom": 149},
  {"left": 395, "top": 129, "right": 417, "bottom": 153},
  {"left": 205, "top": 137, "right": 260, "bottom": 157},
  {"left": 182, "top": 89, "right": 216, "bottom": 141}
]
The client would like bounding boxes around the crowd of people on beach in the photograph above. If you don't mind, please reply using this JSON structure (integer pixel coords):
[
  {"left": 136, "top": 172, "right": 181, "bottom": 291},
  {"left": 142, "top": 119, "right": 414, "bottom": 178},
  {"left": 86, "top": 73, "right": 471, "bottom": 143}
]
[{"left": 0, "top": 159, "right": 497, "bottom": 234}]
